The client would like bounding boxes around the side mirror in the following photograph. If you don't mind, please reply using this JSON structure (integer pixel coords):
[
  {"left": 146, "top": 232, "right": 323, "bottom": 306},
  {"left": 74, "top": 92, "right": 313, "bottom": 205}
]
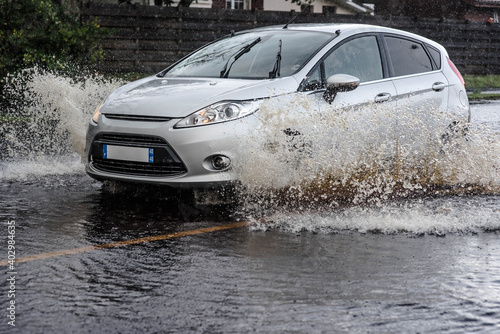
[{"left": 323, "top": 74, "right": 360, "bottom": 104}]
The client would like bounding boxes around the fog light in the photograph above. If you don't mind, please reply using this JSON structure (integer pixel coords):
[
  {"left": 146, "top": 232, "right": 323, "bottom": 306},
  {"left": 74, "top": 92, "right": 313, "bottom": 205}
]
[{"left": 211, "top": 155, "right": 231, "bottom": 170}]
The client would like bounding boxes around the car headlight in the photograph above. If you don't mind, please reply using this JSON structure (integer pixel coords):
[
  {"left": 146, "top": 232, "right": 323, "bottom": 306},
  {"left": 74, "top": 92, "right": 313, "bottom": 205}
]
[
  {"left": 175, "top": 101, "right": 259, "bottom": 128},
  {"left": 91, "top": 102, "right": 103, "bottom": 124}
]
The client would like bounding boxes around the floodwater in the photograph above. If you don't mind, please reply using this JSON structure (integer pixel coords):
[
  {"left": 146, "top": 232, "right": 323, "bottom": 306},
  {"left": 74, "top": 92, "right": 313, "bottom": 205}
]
[{"left": 1, "top": 72, "right": 500, "bottom": 333}]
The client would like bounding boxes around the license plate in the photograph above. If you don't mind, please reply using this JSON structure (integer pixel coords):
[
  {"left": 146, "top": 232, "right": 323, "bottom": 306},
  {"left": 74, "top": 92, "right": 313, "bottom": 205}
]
[{"left": 103, "top": 145, "right": 154, "bottom": 163}]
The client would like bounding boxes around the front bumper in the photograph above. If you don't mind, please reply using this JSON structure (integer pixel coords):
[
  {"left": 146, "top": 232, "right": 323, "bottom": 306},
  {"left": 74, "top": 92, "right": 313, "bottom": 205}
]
[{"left": 85, "top": 114, "right": 258, "bottom": 189}]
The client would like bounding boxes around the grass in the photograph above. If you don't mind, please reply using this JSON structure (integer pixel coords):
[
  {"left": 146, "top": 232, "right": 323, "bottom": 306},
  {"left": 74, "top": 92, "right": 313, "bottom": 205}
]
[
  {"left": 466, "top": 92, "right": 500, "bottom": 101},
  {"left": 464, "top": 75, "right": 500, "bottom": 101},
  {"left": 464, "top": 75, "right": 500, "bottom": 90}
]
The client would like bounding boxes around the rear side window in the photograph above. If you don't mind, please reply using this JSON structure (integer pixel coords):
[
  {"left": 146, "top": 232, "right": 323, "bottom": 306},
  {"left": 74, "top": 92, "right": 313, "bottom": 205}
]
[
  {"left": 385, "top": 36, "right": 433, "bottom": 76},
  {"left": 426, "top": 44, "right": 442, "bottom": 69}
]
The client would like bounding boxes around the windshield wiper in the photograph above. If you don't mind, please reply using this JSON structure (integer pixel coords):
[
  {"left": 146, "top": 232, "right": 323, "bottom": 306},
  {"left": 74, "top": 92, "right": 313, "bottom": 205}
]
[
  {"left": 220, "top": 37, "right": 261, "bottom": 78},
  {"left": 268, "top": 40, "right": 282, "bottom": 79}
]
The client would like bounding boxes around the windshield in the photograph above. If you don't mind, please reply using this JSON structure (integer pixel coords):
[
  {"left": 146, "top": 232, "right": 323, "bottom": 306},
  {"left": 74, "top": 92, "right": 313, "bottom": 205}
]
[{"left": 163, "top": 30, "right": 333, "bottom": 79}]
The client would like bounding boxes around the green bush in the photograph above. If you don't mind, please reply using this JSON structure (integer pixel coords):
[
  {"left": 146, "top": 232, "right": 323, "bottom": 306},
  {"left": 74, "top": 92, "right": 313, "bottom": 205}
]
[{"left": 0, "top": 0, "right": 108, "bottom": 84}]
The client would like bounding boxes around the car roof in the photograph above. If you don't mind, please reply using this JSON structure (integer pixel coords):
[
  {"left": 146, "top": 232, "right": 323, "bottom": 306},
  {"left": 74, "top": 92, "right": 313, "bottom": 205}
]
[
  {"left": 237, "top": 23, "right": 444, "bottom": 51},
  {"left": 238, "top": 23, "right": 359, "bottom": 35}
]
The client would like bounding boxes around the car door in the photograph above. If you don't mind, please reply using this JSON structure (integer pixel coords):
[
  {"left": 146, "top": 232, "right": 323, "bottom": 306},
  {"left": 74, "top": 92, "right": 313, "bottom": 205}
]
[
  {"left": 295, "top": 34, "right": 399, "bottom": 155},
  {"left": 301, "top": 34, "right": 398, "bottom": 114},
  {"left": 383, "top": 35, "right": 449, "bottom": 112}
]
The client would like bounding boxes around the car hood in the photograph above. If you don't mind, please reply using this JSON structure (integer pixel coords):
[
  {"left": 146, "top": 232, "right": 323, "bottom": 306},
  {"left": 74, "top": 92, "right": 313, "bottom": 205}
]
[{"left": 101, "top": 76, "right": 299, "bottom": 118}]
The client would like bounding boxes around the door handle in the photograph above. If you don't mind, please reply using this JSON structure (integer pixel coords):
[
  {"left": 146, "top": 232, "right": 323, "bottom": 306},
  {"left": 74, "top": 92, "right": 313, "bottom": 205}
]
[
  {"left": 375, "top": 92, "right": 391, "bottom": 103},
  {"left": 432, "top": 82, "right": 446, "bottom": 92}
]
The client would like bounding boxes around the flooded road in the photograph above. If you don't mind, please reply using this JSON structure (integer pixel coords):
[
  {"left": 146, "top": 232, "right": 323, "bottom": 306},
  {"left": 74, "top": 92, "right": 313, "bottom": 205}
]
[{"left": 1, "top": 99, "right": 500, "bottom": 333}]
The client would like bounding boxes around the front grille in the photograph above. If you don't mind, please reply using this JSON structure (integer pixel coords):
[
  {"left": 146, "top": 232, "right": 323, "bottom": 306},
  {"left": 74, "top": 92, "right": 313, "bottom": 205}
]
[
  {"left": 98, "top": 133, "right": 167, "bottom": 145},
  {"left": 92, "top": 158, "right": 186, "bottom": 176},
  {"left": 90, "top": 133, "right": 187, "bottom": 177},
  {"left": 103, "top": 114, "right": 171, "bottom": 122}
]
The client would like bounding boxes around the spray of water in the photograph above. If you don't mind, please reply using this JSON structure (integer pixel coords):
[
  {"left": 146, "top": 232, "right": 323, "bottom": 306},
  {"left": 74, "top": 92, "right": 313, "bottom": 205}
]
[
  {"left": 234, "top": 94, "right": 500, "bottom": 232},
  {"left": 249, "top": 196, "right": 500, "bottom": 235},
  {"left": 0, "top": 67, "right": 123, "bottom": 180}
]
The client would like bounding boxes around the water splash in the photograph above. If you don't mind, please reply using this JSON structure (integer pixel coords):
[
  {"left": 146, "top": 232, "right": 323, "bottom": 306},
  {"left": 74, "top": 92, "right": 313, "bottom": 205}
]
[
  {"left": 249, "top": 195, "right": 500, "bottom": 235},
  {"left": 235, "top": 94, "right": 500, "bottom": 211},
  {"left": 0, "top": 68, "right": 123, "bottom": 180}
]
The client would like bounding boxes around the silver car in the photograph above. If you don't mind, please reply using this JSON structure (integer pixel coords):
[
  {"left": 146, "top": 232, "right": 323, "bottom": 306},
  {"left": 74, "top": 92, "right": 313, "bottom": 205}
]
[{"left": 85, "top": 23, "right": 470, "bottom": 190}]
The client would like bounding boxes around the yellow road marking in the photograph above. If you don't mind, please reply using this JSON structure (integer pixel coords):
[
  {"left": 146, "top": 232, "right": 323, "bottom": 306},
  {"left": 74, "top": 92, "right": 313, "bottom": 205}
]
[{"left": 1, "top": 221, "right": 249, "bottom": 266}]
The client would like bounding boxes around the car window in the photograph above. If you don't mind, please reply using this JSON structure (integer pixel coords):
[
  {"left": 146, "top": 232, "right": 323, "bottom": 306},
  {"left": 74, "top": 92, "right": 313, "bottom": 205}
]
[
  {"left": 385, "top": 36, "right": 433, "bottom": 76},
  {"left": 426, "top": 44, "right": 442, "bottom": 69},
  {"left": 323, "top": 35, "right": 384, "bottom": 83},
  {"left": 302, "top": 66, "right": 323, "bottom": 91},
  {"left": 164, "top": 31, "right": 332, "bottom": 79}
]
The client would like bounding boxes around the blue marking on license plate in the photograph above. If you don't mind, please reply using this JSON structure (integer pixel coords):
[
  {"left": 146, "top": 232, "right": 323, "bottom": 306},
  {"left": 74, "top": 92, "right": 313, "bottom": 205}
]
[
  {"left": 103, "top": 144, "right": 108, "bottom": 159},
  {"left": 148, "top": 148, "right": 154, "bottom": 163}
]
